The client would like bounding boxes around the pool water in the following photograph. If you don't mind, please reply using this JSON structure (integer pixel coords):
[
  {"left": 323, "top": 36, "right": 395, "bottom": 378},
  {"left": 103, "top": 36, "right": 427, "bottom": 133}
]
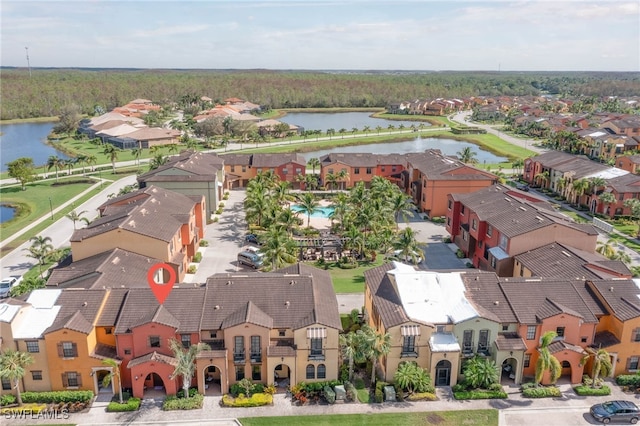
[{"left": 290, "top": 204, "right": 335, "bottom": 219}]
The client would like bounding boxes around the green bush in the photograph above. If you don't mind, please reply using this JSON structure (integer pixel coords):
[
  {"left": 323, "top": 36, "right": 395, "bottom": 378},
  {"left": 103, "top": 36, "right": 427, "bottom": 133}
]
[
  {"left": 221, "top": 393, "right": 273, "bottom": 407},
  {"left": 344, "top": 381, "right": 357, "bottom": 402},
  {"left": 193, "top": 252, "right": 202, "bottom": 263},
  {"left": 407, "top": 392, "right": 438, "bottom": 401},
  {"left": 354, "top": 377, "right": 365, "bottom": 390},
  {"left": 176, "top": 388, "right": 199, "bottom": 398},
  {"left": 520, "top": 382, "right": 537, "bottom": 390},
  {"left": 21, "top": 390, "right": 94, "bottom": 403},
  {"left": 574, "top": 385, "right": 611, "bottom": 396},
  {"left": 1, "top": 403, "right": 47, "bottom": 415},
  {"left": 0, "top": 394, "right": 16, "bottom": 406},
  {"left": 522, "top": 386, "right": 561, "bottom": 398},
  {"left": 616, "top": 374, "right": 640, "bottom": 388},
  {"left": 456, "top": 249, "right": 465, "bottom": 258},
  {"left": 374, "top": 381, "right": 389, "bottom": 403},
  {"left": 339, "top": 364, "right": 349, "bottom": 383},
  {"left": 324, "top": 385, "right": 336, "bottom": 404},
  {"left": 106, "top": 398, "right": 141, "bottom": 412},
  {"left": 199, "top": 240, "right": 209, "bottom": 247},
  {"left": 219, "top": 202, "right": 225, "bottom": 208},
  {"left": 453, "top": 389, "right": 508, "bottom": 400},
  {"left": 216, "top": 208, "right": 223, "bottom": 214},
  {"left": 187, "top": 265, "right": 197, "bottom": 274},
  {"left": 162, "top": 394, "right": 204, "bottom": 410},
  {"left": 229, "top": 383, "right": 265, "bottom": 397}
]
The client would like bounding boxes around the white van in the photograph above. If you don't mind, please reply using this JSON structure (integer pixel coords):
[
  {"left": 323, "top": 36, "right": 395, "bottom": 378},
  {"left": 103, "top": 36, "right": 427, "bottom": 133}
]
[{"left": 237, "top": 248, "right": 264, "bottom": 269}]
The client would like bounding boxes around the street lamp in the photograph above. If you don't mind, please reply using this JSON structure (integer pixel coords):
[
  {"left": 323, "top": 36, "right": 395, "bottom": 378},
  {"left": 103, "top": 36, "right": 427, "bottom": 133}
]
[{"left": 48, "top": 197, "right": 54, "bottom": 220}]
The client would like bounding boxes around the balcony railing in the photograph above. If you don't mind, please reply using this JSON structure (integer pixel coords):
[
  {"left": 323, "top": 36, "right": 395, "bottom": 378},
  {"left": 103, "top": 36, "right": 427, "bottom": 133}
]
[
  {"left": 400, "top": 348, "right": 418, "bottom": 358},
  {"left": 250, "top": 351, "right": 262, "bottom": 363},
  {"left": 233, "top": 350, "right": 245, "bottom": 363},
  {"left": 308, "top": 350, "right": 325, "bottom": 361},
  {"left": 477, "top": 344, "right": 491, "bottom": 356},
  {"left": 462, "top": 344, "right": 474, "bottom": 357}
]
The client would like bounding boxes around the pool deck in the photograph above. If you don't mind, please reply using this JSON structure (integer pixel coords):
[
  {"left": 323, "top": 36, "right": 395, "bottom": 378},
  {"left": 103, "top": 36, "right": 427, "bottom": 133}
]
[{"left": 290, "top": 200, "right": 333, "bottom": 230}]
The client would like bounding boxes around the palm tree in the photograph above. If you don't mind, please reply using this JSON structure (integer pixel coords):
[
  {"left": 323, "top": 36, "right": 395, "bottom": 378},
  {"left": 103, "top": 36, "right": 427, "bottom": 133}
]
[
  {"left": 625, "top": 198, "right": 640, "bottom": 237},
  {"left": 337, "top": 169, "right": 350, "bottom": 190},
  {"left": 149, "top": 154, "right": 168, "bottom": 170},
  {"left": 0, "top": 349, "right": 34, "bottom": 405},
  {"left": 325, "top": 173, "right": 339, "bottom": 192},
  {"left": 571, "top": 179, "right": 590, "bottom": 205},
  {"left": 580, "top": 347, "right": 613, "bottom": 389},
  {"left": 534, "top": 171, "right": 550, "bottom": 188},
  {"left": 387, "top": 124, "right": 395, "bottom": 133},
  {"left": 76, "top": 154, "right": 88, "bottom": 175},
  {"left": 512, "top": 158, "right": 524, "bottom": 177},
  {"left": 338, "top": 128, "right": 347, "bottom": 139},
  {"left": 103, "top": 144, "right": 120, "bottom": 173},
  {"left": 24, "top": 236, "right": 54, "bottom": 277},
  {"left": 168, "top": 339, "right": 211, "bottom": 399},
  {"left": 390, "top": 192, "right": 414, "bottom": 229},
  {"left": 131, "top": 147, "right": 142, "bottom": 169},
  {"left": 326, "top": 128, "right": 335, "bottom": 140},
  {"left": 86, "top": 155, "right": 98, "bottom": 172},
  {"left": 394, "top": 361, "right": 431, "bottom": 395},
  {"left": 393, "top": 227, "right": 423, "bottom": 264},
  {"left": 307, "top": 157, "right": 321, "bottom": 175},
  {"left": 363, "top": 125, "right": 370, "bottom": 135},
  {"left": 375, "top": 125, "right": 382, "bottom": 135},
  {"left": 456, "top": 147, "right": 478, "bottom": 164},
  {"left": 276, "top": 209, "right": 300, "bottom": 236},
  {"left": 261, "top": 227, "right": 297, "bottom": 270},
  {"left": 598, "top": 192, "right": 616, "bottom": 216},
  {"left": 66, "top": 210, "right": 89, "bottom": 230},
  {"left": 296, "top": 192, "right": 320, "bottom": 228},
  {"left": 596, "top": 239, "right": 617, "bottom": 259},
  {"left": 102, "top": 358, "right": 124, "bottom": 404},
  {"left": 358, "top": 324, "right": 391, "bottom": 385},
  {"left": 46, "top": 155, "right": 62, "bottom": 182},
  {"left": 535, "top": 330, "right": 561, "bottom": 386},
  {"left": 463, "top": 355, "right": 499, "bottom": 389},
  {"left": 339, "top": 332, "right": 360, "bottom": 382}
]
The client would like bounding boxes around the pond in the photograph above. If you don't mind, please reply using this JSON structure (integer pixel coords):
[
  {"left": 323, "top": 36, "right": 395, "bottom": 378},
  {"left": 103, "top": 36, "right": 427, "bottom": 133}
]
[
  {"left": 279, "top": 112, "right": 430, "bottom": 133},
  {"left": 299, "top": 136, "right": 507, "bottom": 164},
  {"left": 0, "top": 122, "right": 68, "bottom": 171},
  {"left": 0, "top": 205, "right": 16, "bottom": 223}
]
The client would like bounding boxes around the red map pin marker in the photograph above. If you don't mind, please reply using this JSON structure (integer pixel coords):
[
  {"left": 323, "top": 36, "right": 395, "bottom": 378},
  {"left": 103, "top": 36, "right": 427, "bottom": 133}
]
[{"left": 147, "top": 263, "right": 176, "bottom": 305}]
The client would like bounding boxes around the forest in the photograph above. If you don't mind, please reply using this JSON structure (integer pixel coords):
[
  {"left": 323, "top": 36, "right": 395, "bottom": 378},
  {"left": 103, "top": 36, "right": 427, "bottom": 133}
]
[{"left": 1, "top": 68, "right": 639, "bottom": 120}]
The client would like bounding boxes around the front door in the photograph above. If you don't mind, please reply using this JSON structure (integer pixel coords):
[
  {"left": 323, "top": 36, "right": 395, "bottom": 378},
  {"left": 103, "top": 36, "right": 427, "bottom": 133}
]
[{"left": 436, "top": 360, "right": 451, "bottom": 386}]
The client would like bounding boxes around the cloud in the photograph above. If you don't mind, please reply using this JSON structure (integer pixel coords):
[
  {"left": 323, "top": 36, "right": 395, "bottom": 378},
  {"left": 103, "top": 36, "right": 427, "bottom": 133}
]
[{"left": 132, "top": 24, "right": 209, "bottom": 38}]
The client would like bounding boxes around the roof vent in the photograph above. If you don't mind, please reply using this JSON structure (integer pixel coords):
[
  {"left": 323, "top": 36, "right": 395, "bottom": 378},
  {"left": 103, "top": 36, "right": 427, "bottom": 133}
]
[
  {"left": 226, "top": 281, "right": 232, "bottom": 286},
  {"left": 494, "top": 301, "right": 499, "bottom": 306},
  {"left": 121, "top": 267, "right": 126, "bottom": 272},
  {"left": 214, "top": 305, "right": 220, "bottom": 310},
  {"left": 82, "top": 302, "right": 88, "bottom": 307},
  {"left": 285, "top": 301, "right": 290, "bottom": 308},
  {"left": 475, "top": 276, "right": 480, "bottom": 281},
  {"left": 610, "top": 286, "right": 614, "bottom": 292},
  {"left": 290, "top": 280, "right": 296, "bottom": 285}
]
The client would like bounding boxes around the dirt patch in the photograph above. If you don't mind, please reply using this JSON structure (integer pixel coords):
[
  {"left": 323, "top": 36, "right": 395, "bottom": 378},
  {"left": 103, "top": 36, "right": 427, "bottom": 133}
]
[{"left": 426, "top": 413, "right": 444, "bottom": 424}]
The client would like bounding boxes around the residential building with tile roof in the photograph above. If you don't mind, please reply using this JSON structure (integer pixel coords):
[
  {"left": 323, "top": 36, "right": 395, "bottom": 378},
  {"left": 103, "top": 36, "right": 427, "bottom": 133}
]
[
  {"left": 319, "top": 153, "right": 407, "bottom": 188},
  {"left": 220, "top": 153, "right": 307, "bottom": 188}
]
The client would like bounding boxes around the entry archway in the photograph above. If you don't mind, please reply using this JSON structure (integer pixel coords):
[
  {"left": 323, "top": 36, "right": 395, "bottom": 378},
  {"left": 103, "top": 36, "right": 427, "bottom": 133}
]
[
  {"left": 274, "top": 364, "right": 290, "bottom": 392},
  {"left": 435, "top": 360, "right": 451, "bottom": 386},
  {"left": 203, "top": 365, "right": 222, "bottom": 396},
  {"left": 143, "top": 372, "right": 166, "bottom": 397},
  {"left": 501, "top": 358, "right": 517, "bottom": 383}
]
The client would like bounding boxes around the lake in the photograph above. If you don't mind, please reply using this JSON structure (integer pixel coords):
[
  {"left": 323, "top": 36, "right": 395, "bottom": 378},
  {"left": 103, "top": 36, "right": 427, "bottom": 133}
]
[
  {"left": 0, "top": 205, "right": 15, "bottom": 223},
  {"left": 299, "top": 136, "right": 507, "bottom": 164},
  {"left": 279, "top": 111, "right": 429, "bottom": 133},
  {"left": 0, "top": 122, "right": 68, "bottom": 171}
]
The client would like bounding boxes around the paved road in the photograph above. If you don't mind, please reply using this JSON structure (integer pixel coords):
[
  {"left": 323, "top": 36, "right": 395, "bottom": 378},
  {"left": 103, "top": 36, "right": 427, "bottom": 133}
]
[{"left": 0, "top": 175, "right": 137, "bottom": 277}]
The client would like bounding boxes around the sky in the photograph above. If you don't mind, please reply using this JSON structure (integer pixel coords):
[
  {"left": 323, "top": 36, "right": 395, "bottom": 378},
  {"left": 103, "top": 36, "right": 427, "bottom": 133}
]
[{"left": 1, "top": 0, "right": 639, "bottom": 71}]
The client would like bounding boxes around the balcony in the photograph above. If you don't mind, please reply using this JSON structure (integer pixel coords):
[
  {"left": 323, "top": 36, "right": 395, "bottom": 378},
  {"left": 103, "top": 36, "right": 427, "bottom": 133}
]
[
  {"left": 400, "top": 348, "right": 418, "bottom": 358},
  {"left": 477, "top": 344, "right": 491, "bottom": 357},
  {"left": 202, "top": 339, "right": 225, "bottom": 350},
  {"left": 233, "top": 350, "right": 245, "bottom": 363},
  {"left": 308, "top": 350, "right": 325, "bottom": 361},
  {"left": 250, "top": 351, "right": 262, "bottom": 363},
  {"left": 462, "top": 344, "right": 474, "bottom": 357}
]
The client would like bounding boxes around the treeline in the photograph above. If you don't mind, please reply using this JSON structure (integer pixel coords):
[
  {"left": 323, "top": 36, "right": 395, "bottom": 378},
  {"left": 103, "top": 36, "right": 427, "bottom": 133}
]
[{"left": 1, "top": 68, "right": 639, "bottom": 120}]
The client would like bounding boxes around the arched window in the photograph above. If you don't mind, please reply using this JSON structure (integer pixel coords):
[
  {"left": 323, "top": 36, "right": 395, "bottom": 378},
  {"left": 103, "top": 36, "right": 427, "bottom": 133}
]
[
  {"left": 306, "top": 364, "right": 315, "bottom": 380},
  {"left": 317, "top": 364, "right": 326, "bottom": 379},
  {"left": 561, "top": 360, "right": 571, "bottom": 368}
]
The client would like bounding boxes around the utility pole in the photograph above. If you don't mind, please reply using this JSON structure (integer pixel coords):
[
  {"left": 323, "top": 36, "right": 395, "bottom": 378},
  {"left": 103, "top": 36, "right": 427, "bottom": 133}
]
[{"left": 25, "top": 47, "right": 31, "bottom": 78}]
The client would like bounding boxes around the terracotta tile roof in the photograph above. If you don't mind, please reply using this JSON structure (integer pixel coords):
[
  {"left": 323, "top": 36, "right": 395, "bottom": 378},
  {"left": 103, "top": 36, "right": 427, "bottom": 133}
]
[
  {"left": 47, "top": 248, "right": 162, "bottom": 290},
  {"left": 45, "top": 289, "right": 108, "bottom": 335},
  {"left": 127, "top": 351, "right": 177, "bottom": 369},
  {"left": 137, "top": 151, "right": 224, "bottom": 184},
  {"left": 47, "top": 310, "right": 93, "bottom": 335},
  {"left": 593, "top": 330, "right": 621, "bottom": 348},
  {"left": 548, "top": 340, "right": 586, "bottom": 355},
  {"left": 202, "top": 264, "right": 341, "bottom": 332},
  {"left": 587, "top": 279, "right": 640, "bottom": 321},
  {"left": 451, "top": 184, "right": 551, "bottom": 221},
  {"left": 131, "top": 305, "right": 180, "bottom": 329},
  {"left": 606, "top": 173, "right": 640, "bottom": 194},
  {"left": 219, "top": 153, "right": 253, "bottom": 166},
  {"left": 267, "top": 345, "right": 296, "bottom": 357},
  {"left": 364, "top": 263, "right": 410, "bottom": 328},
  {"left": 461, "top": 272, "right": 518, "bottom": 323},
  {"left": 115, "top": 287, "right": 206, "bottom": 334},
  {"left": 91, "top": 343, "right": 118, "bottom": 360},
  {"left": 320, "top": 153, "right": 406, "bottom": 168},
  {"left": 495, "top": 333, "right": 527, "bottom": 351},
  {"left": 95, "top": 289, "right": 128, "bottom": 327},
  {"left": 72, "top": 186, "right": 197, "bottom": 243},
  {"left": 408, "top": 149, "right": 495, "bottom": 181},
  {"left": 252, "top": 153, "right": 306, "bottom": 168},
  {"left": 123, "top": 127, "right": 181, "bottom": 141},
  {"left": 222, "top": 301, "right": 273, "bottom": 329}
]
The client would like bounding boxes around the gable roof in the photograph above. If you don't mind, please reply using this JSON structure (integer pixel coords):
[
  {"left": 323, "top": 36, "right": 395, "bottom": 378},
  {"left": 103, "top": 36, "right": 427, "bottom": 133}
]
[
  {"left": 137, "top": 151, "right": 223, "bottom": 184},
  {"left": 408, "top": 149, "right": 495, "bottom": 181},
  {"left": 44, "top": 289, "right": 108, "bottom": 335},
  {"left": 251, "top": 153, "right": 306, "bottom": 168},
  {"left": 587, "top": 279, "right": 640, "bottom": 321}
]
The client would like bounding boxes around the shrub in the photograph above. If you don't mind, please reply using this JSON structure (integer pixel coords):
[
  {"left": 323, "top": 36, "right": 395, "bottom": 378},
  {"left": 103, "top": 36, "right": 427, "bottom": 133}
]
[
  {"left": 219, "top": 202, "right": 225, "bottom": 208},
  {"left": 0, "top": 403, "right": 47, "bottom": 415},
  {"left": 452, "top": 383, "right": 467, "bottom": 393},
  {"left": 453, "top": 389, "right": 507, "bottom": 400},
  {"left": 187, "top": 265, "right": 197, "bottom": 274},
  {"left": 574, "top": 385, "right": 611, "bottom": 396},
  {"left": 223, "top": 194, "right": 229, "bottom": 200},
  {"left": 162, "top": 394, "right": 204, "bottom": 410},
  {"left": 264, "top": 385, "right": 276, "bottom": 395},
  {"left": 21, "top": 390, "right": 94, "bottom": 404},
  {"left": 324, "top": 385, "right": 336, "bottom": 404},
  {"left": 616, "top": 374, "right": 640, "bottom": 388},
  {"left": 442, "top": 236, "right": 452, "bottom": 243},
  {"left": 221, "top": 393, "right": 273, "bottom": 407},
  {"left": 176, "top": 388, "right": 199, "bottom": 399},
  {"left": 216, "top": 208, "right": 223, "bottom": 214},
  {"left": 193, "top": 252, "right": 202, "bottom": 263},
  {"left": 106, "top": 397, "right": 141, "bottom": 412},
  {"left": 344, "top": 382, "right": 357, "bottom": 402},
  {"left": 456, "top": 249, "right": 465, "bottom": 258},
  {"left": 522, "top": 386, "right": 561, "bottom": 398},
  {"left": 374, "top": 381, "right": 389, "bottom": 403},
  {"left": 354, "top": 377, "right": 365, "bottom": 390},
  {"left": 0, "top": 394, "right": 16, "bottom": 406},
  {"left": 339, "top": 364, "right": 349, "bottom": 383},
  {"left": 213, "top": 217, "right": 219, "bottom": 223},
  {"left": 199, "top": 240, "right": 209, "bottom": 247},
  {"left": 407, "top": 392, "right": 438, "bottom": 401}
]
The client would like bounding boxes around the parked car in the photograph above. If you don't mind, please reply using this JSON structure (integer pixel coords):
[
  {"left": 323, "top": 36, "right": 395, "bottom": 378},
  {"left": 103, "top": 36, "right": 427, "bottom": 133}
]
[
  {"left": 0, "top": 275, "right": 23, "bottom": 298},
  {"left": 516, "top": 183, "right": 530, "bottom": 192},
  {"left": 237, "top": 248, "right": 264, "bottom": 269},
  {"left": 590, "top": 400, "right": 640, "bottom": 424},
  {"left": 385, "top": 249, "right": 424, "bottom": 265},
  {"left": 244, "top": 233, "right": 262, "bottom": 246}
]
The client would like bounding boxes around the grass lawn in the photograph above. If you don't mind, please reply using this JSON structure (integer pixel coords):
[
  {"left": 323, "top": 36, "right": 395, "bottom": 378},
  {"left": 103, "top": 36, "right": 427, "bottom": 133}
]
[
  {"left": 315, "top": 258, "right": 385, "bottom": 293},
  {"left": 239, "top": 410, "right": 498, "bottom": 426}
]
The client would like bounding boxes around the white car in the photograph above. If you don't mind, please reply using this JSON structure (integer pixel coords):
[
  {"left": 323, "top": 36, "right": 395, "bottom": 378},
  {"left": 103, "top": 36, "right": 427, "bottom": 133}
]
[
  {"left": 0, "top": 275, "right": 23, "bottom": 298},
  {"left": 387, "top": 249, "right": 424, "bottom": 265}
]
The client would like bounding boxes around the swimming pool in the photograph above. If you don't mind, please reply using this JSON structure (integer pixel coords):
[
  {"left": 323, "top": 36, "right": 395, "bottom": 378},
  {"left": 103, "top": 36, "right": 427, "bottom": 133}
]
[{"left": 290, "top": 204, "right": 335, "bottom": 219}]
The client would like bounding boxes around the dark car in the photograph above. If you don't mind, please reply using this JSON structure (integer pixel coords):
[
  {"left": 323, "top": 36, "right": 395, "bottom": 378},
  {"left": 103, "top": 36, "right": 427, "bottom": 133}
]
[
  {"left": 590, "top": 400, "right": 640, "bottom": 424},
  {"left": 244, "top": 234, "right": 262, "bottom": 246},
  {"left": 516, "top": 183, "right": 530, "bottom": 192}
]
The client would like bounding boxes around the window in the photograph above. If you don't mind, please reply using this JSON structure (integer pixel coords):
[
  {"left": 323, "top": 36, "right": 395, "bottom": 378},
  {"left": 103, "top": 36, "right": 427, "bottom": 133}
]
[
  {"left": 124, "top": 349, "right": 131, "bottom": 355},
  {"left": 181, "top": 334, "right": 191, "bottom": 348},
  {"left": 447, "top": 217, "right": 451, "bottom": 226},
  {"left": 502, "top": 325, "right": 509, "bottom": 331},
  {"left": 317, "top": 364, "right": 326, "bottom": 379},
  {"left": 462, "top": 330, "right": 473, "bottom": 354},
  {"left": 149, "top": 336, "right": 160, "bottom": 348},
  {"left": 436, "top": 325, "right": 445, "bottom": 333},
  {"left": 1, "top": 377, "right": 10, "bottom": 390},
  {"left": 59, "top": 342, "right": 77, "bottom": 358},
  {"left": 526, "top": 326, "right": 536, "bottom": 340},
  {"left": 354, "top": 168, "right": 360, "bottom": 175},
  {"left": 282, "top": 168, "right": 288, "bottom": 174},
  {"left": 366, "top": 168, "right": 372, "bottom": 174},
  {"left": 296, "top": 168, "right": 302, "bottom": 174},
  {"left": 242, "top": 166, "right": 247, "bottom": 173},
  {"left": 252, "top": 365, "right": 261, "bottom": 381},
  {"left": 236, "top": 366, "right": 245, "bottom": 381},
  {"left": 26, "top": 341, "right": 39, "bottom": 353},
  {"left": 448, "top": 200, "right": 452, "bottom": 210},
  {"left": 210, "top": 331, "right": 217, "bottom": 339},
  {"left": 581, "top": 336, "right": 588, "bottom": 343},
  {"left": 556, "top": 327, "right": 565, "bottom": 338},
  {"left": 472, "top": 219, "right": 477, "bottom": 230},
  {"left": 105, "top": 327, "right": 112, "bottom": 335},
  {"left": 234, "top": 336, "right": 245, "bottom": 362},
  {"left": 490, "top": 255, "right": 497, "bottom": 269},
  {"left": 487, "top": 225, "right": 493, "bottom": 237},
  {"left": 402, "top": 336, "right": 416, "bottom": 356},
  {"left": 278, "top": 330, "right": 286, "bottom": 337},
  {"left": 391, "top": 166, "right": 397, "bottom": 172},
  {"left": 478, "top": 330, "right": 489, "bottom": 354},
  {"left": 633, "top": 328, "right": 640, "bottom": 342},
  {"left": 230, "top": 165, "right": 235, "bottom": 172},
  {"left": 250, "top": 336, "right": 261, "bottom": 362},
  {"left": 629, "top": 356, "right": 640, "bottom": 371},
  {"left": 310, "top": 338, "right": 323, "bottom": 359},
  {"left": 63, "top": 372, "right": 81, "bottom": 387},
  {"left": 328, "top": 168, "right": 334, "bottom": 174},
  {"left": 523, "top": 354, "right": 531, "bottom": 368},
  {"left": 499, "top": 234, "right": 508, "bottom": 250},
  {"left": 619, "top": 194, "right": 624, "bottom": 201},
  {"left": 31, "top": 370, "right": 43, "bottom": 381},
  {"left": 306, "top": 364, "right": 315, "bottom": 380},
  {"left": 381, "top": 166, "right": 386, "bottom": 172},
  {"left": 460, "top": 205, "right": 465, "bottom": 215},
  {"left": 561, "top": 360, "right": 570, "bottom": 368}
]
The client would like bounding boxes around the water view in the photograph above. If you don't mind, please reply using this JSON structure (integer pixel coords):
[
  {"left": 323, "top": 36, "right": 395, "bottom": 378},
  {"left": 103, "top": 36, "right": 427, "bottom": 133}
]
[
  {"left": 0, "top": 205, "right": 16, "bottom": 223},
  {"left": 279, "top": 112, "right": 429, "bottom": 133},
  {"left": 0, "top": 122, "right": 67, "bottom": 171},
  {"left": 300, "top": 137, "right": 508, "bottom": 164}
]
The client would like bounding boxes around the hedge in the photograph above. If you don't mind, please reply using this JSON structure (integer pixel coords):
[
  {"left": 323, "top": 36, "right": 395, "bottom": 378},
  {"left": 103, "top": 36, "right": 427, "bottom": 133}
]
[
  {"left": 522, "top": 386, "right": 561, "bottom": 398},
  {"left": 574, "top": 385, "right": 611, "bottom": 396},
  {"left": 407, "top": 392, "right": 438, "bottom": 401},
  {"left": 221, "top": 393, "right": 273, "bottom": 407},
  {"left": 106, "top": 398, "right": 141, "bottom": 412},
  {"left": 616, "top": 374, "right": 640, "bottom": 387},
  {"left": 0, "top": 394, "right": 16, "bottom": 406},
  {"left": 162, "top": 394, "right": 204, "bottom": 410},
  {"left": 21, "top": 390, "right": 94, "bottom": 403},
  {"left": 453, "top": 389, "right": 508, "bottom": 400},
  {"left": 0, "top": 403, "right": 47, "bottom": 415}
]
